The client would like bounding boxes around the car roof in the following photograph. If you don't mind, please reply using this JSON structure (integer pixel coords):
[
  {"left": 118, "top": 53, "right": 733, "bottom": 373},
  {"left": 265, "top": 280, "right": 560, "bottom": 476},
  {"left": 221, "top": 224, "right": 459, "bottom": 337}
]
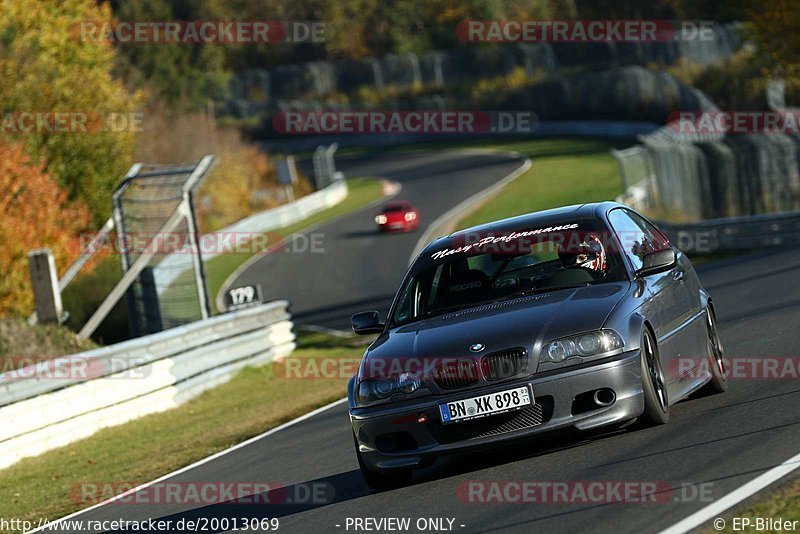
[
  {"left": 423, "top": 201, "right": 628, "bottom": 253},
  {"left": 450, "top": 202, "right": 624, "bottom": 235}
]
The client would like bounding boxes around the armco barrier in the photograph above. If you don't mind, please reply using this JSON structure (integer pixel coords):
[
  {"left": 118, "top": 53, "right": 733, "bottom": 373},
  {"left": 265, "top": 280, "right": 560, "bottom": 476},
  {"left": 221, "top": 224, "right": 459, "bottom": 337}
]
[
  {"left": 0, "top": 301, "right": 295, "bottom": 469},
  {"left": 209, "top": 177, "right": 347, "bottom": 251},
  {"left": 152, "top": 178, "right": 348, "bottom": 293},
  {"left": 657, "top": 211, "right": 800, "bottom": 254}
]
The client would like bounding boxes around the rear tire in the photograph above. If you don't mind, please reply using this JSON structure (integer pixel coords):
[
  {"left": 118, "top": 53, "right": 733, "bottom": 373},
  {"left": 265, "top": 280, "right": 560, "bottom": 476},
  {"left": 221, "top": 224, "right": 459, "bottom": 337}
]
[
  {"left": 639, "top": 328, "right": 669, "bottom": 426},
  {"left": 701, "top": 307, "right": 728, "bottom": 394},
  {"left": 353, "top": 435, "right": 413, "bottom": 490}
]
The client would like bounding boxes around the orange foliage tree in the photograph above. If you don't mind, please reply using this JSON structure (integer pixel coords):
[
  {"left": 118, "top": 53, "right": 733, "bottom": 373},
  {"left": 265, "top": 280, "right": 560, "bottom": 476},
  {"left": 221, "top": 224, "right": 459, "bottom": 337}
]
[{"left": 0, "top": 141, "right": 90, "bottom": 317}]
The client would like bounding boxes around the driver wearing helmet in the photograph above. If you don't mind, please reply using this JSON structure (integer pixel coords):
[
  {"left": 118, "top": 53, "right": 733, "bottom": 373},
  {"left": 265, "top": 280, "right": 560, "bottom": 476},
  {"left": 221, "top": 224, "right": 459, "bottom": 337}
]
[{"left": 558, "top": 233, "right": 607, "bottom": 277}]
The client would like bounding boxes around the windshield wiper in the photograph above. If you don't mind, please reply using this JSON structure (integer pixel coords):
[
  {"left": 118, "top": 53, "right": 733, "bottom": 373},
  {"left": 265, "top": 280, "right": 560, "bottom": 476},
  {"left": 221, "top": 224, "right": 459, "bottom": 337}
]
[
  {"left": 492, "top": 282, "right": 592, "bottom": 303},
  {"left": 421, "top": 302, "right": 487, "bottom": 318}
]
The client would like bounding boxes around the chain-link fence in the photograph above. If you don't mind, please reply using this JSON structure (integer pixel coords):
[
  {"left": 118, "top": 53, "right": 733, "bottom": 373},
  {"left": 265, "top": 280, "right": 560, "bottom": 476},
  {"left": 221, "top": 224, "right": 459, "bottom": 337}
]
[
  {"left": 612, "top": 72, "right": 800, "bottom": 221},
  {"left": 112, "top": 158, "right": 216, "bottom": 337},
  {"left": 614, "top": 132, "right": 800, "bottom": 221}
]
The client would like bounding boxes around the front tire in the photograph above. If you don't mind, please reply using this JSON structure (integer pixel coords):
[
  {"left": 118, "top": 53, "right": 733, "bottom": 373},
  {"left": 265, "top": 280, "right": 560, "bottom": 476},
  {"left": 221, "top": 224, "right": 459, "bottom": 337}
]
[
  {"left": 353, "top": 435, "right": 413, "bottom": 490},
  {"left": 639, "top": 328, "right": 669, "bottom": 425}
]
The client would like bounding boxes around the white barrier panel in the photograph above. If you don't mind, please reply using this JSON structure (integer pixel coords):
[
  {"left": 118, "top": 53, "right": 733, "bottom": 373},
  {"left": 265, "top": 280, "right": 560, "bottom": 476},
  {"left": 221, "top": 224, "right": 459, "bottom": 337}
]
[
  {"left": 212, "top": 178, "right": 348, "bottom": 249},
  {"left": 0, "top": 301, "right": 295, "bottom": 469},
  {"left": 151, "top": 179, "right": 348, "bottom": 294}
]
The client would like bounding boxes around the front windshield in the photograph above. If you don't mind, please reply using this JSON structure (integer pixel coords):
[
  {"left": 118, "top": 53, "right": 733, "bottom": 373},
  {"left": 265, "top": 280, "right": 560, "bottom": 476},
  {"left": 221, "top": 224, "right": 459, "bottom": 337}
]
[{"left": 390, "top": 218, "right": 627, "bottom": 326}]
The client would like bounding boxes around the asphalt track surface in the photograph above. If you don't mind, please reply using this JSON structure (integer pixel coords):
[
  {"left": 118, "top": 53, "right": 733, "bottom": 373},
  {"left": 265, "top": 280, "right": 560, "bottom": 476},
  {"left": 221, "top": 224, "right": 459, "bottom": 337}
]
[
  {"left": 44, "top": 152, "right": 800, "bottom": 534},
  {"left": 231, "top": 150, "right": 526, "bottom": 331}
]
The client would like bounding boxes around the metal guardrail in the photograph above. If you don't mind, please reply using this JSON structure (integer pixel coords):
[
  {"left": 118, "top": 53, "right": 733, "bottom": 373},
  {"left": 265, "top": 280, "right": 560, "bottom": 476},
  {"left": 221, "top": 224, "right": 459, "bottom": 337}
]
[
  {"left": 0, "top": 301, "right": 295, "bottom": 469},
  {"left": 312, "top": 143, "right": 341, "bottom": 188},
  {"left": 657, "top": 211, "right": 800, "bottom": 254}
]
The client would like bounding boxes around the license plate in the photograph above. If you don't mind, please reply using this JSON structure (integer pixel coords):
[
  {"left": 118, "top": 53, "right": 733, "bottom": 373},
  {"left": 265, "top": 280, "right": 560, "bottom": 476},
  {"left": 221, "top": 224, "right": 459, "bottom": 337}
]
[{"left": 439, "top": 385, "right": 532, "bottom": 424}]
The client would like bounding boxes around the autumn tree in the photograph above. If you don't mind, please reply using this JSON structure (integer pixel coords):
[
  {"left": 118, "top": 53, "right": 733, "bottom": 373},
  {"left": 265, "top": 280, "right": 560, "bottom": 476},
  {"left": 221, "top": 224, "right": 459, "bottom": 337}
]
[
  {"left": 0, "top": 0, "right": 139, "bottom": 224},
  {"left": 0, "top": 142, "right": 91, "bottom": 317}
]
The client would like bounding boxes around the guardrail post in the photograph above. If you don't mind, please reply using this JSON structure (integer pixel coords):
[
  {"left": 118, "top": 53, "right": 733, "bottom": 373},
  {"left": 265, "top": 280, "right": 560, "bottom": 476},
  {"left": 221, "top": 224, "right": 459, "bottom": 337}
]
[
  {"left": 313, "top": 146, "right": 327, "bottom": 189},
  {"left": 325, "top": 143, "right": 339, "bottom": 181},
  {"left": 28, "top": 249, "right": 63, "bottom": 325}
]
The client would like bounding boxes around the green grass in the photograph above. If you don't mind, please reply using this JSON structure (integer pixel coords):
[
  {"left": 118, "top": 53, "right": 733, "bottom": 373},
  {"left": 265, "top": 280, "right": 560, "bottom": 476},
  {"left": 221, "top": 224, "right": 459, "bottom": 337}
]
[
  {"left": 0, "top": 332, "right": 365, "bottom": 528},
  {"left": 162, "top": 177, "right": 385, "bottom": 316},
  {"left": 0, "top": 319, "right": 98, "bottom": 372},
  {"left": 451, "top": 138, "right": 630, "bottom": 230},
  {"left": 713, "top": 477, "right": 800, "bottom": 533},
  {"left": 335, "top": 137, "right": 631, "bottom": 231}
]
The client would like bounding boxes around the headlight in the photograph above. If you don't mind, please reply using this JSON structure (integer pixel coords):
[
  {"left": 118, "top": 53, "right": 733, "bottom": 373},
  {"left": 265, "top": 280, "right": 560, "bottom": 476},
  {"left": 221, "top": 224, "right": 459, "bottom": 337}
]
[
  {"left": 356, "top": 372, "right": 425, "bottom": 406},
  {"left": 375, "top": 214, "right": 388, "bottom": 224},
  {"left": 541, "top": 330, "right": 623, "bottom": 364},
  {"left": 404, "top": 211, "right": 416, "bottom": 222}
]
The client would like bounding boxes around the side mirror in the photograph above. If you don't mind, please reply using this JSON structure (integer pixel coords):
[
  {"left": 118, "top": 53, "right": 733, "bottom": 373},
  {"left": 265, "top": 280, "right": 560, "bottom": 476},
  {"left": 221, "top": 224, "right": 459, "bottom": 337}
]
[
  {"left": 637, "top": 248, "right": 677, "bottom": 277},
  {"left": 351, "top": 310, "right": 384, "bottom": 335}
]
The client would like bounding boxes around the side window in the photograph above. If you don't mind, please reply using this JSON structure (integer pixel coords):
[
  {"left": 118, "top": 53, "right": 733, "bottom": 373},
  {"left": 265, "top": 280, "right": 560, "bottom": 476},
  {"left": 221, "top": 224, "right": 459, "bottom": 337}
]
[
  {"left": 629, "top": 212, "right": 671, "bottom": 251},
  {"left": 626, "top": 211, "right": 671, "bottom": 259},
  {"left": 607, "top": 209, "right": 647, "bottom": 271},
  {"left": 427, "top": 264, "right": 444, "bottom": 308},
  {"left": 393, "top": 282, "right": 414, "bottom": 323},
  {"left": 395, "top": 279, "right": 424, "bottom": 323}
]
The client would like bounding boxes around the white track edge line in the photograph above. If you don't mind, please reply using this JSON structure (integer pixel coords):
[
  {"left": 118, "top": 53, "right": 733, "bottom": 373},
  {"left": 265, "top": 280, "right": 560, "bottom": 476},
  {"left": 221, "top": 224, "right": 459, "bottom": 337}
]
[
  {"left": 409, "top": 156, "right": 532, "bottom": 264},
  {"left": 658, "top": 451, "right": 800, "bottom": 534},
  {"left": 29, "top": 397, "right": 348, "bottom": 532}
]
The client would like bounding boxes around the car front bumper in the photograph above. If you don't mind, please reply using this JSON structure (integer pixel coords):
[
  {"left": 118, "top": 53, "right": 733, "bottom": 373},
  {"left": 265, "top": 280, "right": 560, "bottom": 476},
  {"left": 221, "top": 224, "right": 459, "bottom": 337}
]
[{"left": 350, "top": 349, "right": 645, "bottom": 472}]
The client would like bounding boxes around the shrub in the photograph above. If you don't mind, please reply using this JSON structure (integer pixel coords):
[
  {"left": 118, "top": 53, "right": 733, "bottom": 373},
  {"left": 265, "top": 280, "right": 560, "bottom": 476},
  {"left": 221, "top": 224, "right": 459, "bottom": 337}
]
[
  {"left": 0, "top": 142, "right": 90, "bottom": 317},
  {"left": 134, "top": 102, "right": 313, "bottom": 232}
]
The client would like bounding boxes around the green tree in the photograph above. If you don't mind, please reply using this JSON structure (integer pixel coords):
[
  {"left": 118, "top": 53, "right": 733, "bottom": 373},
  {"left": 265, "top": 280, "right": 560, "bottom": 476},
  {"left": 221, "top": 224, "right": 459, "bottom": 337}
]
[
  {"left": 743, "top": 0, "right": 800, "bottom": 78},
  {"left": 110, "top": 0, "right": 230, "bottom": 110},
  {"left": 0, "top": 0, "right": 139, "bottom": 224},
  {"left": 321, "top": 0, "right": 561, "bottom": 59}
]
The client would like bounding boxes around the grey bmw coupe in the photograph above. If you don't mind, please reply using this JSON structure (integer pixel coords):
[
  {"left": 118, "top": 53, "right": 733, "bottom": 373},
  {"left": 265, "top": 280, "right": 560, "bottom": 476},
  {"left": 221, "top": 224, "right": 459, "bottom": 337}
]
[{"left": 348, "top": 202, "right": 727, "bottom": 489}]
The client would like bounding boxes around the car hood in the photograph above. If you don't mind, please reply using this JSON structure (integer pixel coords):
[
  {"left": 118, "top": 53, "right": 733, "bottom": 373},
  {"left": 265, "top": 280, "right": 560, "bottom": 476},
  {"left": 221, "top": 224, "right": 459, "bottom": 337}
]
[{"left": 360, "top": 282, "right": 630, "bottom": 380}]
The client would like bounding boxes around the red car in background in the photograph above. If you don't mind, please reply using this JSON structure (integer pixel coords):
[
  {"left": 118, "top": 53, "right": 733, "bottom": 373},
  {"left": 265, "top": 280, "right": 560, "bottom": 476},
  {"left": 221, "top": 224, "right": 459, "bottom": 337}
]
[{"left": 375, "top": 200, "right": 420, "bottom": 232}]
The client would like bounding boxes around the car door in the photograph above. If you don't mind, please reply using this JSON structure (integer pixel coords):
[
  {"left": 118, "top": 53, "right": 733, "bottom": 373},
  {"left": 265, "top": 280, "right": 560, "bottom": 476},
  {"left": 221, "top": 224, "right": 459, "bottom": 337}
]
[
  {"left": 629, "top": 212, "right": 703, "bottom": 360},
  {"left": 607, "top": 209, "right": 688, "bottom": 388}
]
